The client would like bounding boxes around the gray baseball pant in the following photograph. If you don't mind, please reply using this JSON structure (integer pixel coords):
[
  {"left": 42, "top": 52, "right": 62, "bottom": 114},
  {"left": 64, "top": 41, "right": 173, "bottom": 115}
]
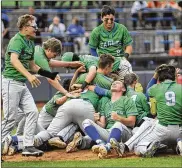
[
  {"left": 2, "top": 77, "right": 38, "bottom": 147},
  {"left": 34, "top": 99, "right": 95, "bottom": 146},
  {"left": 15, "top": 108, "right": 26, "bottom": 136},
  {"left": 127, "top": 120, "right": 182, "bottom": 155},
  {"left": 37, "top": 105, "right": 79, "bottom": 143},
  {"left": 15, "top": 107, "right": 46, "bottom": 136},
  {"left": 82, "top": 119, "right": 132, "bottom": 143},
  {"left": 124, "top": 118, "right": 156, "bottom": 152},
  {"left": 16, "top": 123, "right": 79, "bottom": 149}
]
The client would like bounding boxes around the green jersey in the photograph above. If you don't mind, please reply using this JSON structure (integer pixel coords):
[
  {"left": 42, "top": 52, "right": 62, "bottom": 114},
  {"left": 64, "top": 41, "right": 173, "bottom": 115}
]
[
  {"left": 126, "top": 87, "right": 150, "bottom": 125},
  {"left": 148, "top": 80, "right": 182, "bottom": 125},
  {"left": 79, "top": 54, "right": 120, "bottom": 72},
  {"left": 34, "top": 46, "right": 51, "bottom": 72},
  {"left": 89, "top": 22, "right": 133, "bottom": 58},
  {"left": 45, "top": 91, "right": 64, "bottom": 117},
  {"left": 75, "top": 72, "right": 113, "bottom": 90},
  {"left": 98, "top": 96, "right": 138, "bottom": 129},
  {"left": 3, "top": 32, "right": 34, "bottom": 82},
  {"left": 79, "top": 90, "right": 99, "bottom": 110},
  {"left": 79, "top": 55, "right": 99, "bottom": 71}
]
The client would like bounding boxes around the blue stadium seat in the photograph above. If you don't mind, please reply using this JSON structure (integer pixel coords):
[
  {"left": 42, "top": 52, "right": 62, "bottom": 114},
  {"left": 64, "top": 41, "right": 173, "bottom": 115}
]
[
  {"left": 63, "top": 42, "right": 74, "bottom": 46},
  {"left": 145, "top": 17, "right": 173, "bottom": 22},
  {"left": 88, "top": 9, "right": 100, "bottom": 13},
  {"left": 160, "top": 40, "right": 174, "bottom": 44},
  {"left": 35, "top": 9, "right": 70, "bottom": 14}
]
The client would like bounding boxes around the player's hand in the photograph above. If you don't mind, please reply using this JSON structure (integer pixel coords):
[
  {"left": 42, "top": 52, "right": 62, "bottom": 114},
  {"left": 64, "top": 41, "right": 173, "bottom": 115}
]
[
  {"left": 71, "top": 88, "right": 82, "bottom": 93},
  {"left": 76, "top": 66, "right": 86, "bottom": 73},
  {"left": 94, "top": 112, "right": 100, "bottom": 122},
  {"left": 28, "top": 75, "right": 41, "bottom": 88},
  {"left": 65, "top": 92, "right": 78, "bottom": 98},
  {"left": 70, "top": 61, "right": 84, "bottom": 68},
  {"left": 111, "top": 111, "right": 120, "bottom": 121},
  {"left": 70, "top": 84, "right": 82, "bottom": 91}
]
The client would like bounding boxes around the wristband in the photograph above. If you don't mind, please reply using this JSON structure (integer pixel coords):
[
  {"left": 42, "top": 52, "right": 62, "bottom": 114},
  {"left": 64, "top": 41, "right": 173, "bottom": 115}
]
[{"left": 38, "top": 68, "right": 59, "bottom": 80}]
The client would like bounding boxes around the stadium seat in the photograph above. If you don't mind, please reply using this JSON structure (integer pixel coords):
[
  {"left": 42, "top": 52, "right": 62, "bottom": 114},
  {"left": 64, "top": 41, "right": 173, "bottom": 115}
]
[{"left": 160, "top": 40, "right": 174, "bottom": 44}]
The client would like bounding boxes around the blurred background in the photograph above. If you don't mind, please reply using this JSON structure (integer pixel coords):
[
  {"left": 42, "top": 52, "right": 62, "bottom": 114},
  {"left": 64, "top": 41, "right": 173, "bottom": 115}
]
[{"left": 1, "top": 0, "right": 182, "bottom": 102}]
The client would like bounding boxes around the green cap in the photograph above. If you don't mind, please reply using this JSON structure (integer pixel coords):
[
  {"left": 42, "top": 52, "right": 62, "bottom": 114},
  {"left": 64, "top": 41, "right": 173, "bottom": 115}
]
[{"left": 61, "top": 52, "right": 74, "bottom": 62}]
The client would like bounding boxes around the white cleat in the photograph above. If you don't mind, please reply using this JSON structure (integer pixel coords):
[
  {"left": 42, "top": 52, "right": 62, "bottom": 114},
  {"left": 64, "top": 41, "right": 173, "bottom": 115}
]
[
  {"left": 110, "top": 138, "right": 125, "bottom": 157},
  {"left": 2, "top": 135, "right": 12, "bottom": 155},
  {"left": 66, "top": 132, "right": 82, "bottom": 153},
  {"left": 48, "top": 137, "right": 67, "bottom": 149}
]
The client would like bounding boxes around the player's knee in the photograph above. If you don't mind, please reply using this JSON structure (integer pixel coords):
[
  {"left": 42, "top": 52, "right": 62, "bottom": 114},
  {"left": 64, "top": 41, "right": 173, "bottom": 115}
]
[
  {"left": 82, "top": 119, "right": 93, "bottom": 129},
  {"left": 112, "top": 122, "right": 123, "bottom": 132}
]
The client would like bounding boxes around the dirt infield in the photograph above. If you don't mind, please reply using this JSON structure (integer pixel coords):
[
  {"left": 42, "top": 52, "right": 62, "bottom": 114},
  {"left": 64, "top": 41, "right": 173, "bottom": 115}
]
[{"left": 2, "top": 150, "right": 140, "bottom": 162}]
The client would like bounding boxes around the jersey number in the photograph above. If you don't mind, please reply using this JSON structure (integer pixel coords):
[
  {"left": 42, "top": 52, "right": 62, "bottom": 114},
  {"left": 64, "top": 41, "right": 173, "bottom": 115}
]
[{"left": 165, "top": 91, "right": 176, "bottom": 106}]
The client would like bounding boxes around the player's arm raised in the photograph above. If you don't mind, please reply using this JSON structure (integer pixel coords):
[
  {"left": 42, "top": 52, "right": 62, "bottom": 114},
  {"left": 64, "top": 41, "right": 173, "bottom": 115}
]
[{"left": 69, "top": 66, "right": 86, "bottom": 91}]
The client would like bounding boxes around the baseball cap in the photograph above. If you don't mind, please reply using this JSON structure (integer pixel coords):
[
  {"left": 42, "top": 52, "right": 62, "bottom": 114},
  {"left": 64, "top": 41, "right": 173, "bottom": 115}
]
[{"left": 61, "top": 52, "right": 74, "bottom": 62}]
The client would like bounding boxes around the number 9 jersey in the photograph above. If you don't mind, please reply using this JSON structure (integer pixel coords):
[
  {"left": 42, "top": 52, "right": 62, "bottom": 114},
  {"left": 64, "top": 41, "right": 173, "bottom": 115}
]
[{"left": 148, "top": 80, "right": 182, "bottom": 125}]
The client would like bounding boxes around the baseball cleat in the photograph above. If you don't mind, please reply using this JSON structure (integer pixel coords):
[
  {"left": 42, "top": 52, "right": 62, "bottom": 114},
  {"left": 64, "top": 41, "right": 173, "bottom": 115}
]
[
  {"left": 22, "top": 146, "right": 44, "bottom": 157},
  {"left": 110, "top": 138, "right": 125, "bottom": 157},
  {"left": 92, "top": 144, "right": 101, "bottom": 154},
  {"left": 98, "top": 145, "right": 110, "bottom": 159},
  {"left": 155, "top": 144, "right": 168, "bottom": 154},
  {"left": 143, "top": 141, "right": 160, "bottom": 158},
  {"left": 176, "top": 138, "right": 182, "bottom": 156},
  {"left": 2, "top": 135, "right": 12, "bottom": 155},
  {"left": 48, "top": 137, "right": 66, "bottom": 149},
  {"left": 66, "top": 132, "right": 82, "bottom": 153}
]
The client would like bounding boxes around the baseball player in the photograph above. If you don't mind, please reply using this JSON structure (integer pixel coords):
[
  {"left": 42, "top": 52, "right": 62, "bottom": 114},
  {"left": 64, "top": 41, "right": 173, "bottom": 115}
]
[
  {"left": 124, "top": 73, "right": 151, "bottom": 127},
  {"left": 34, "top": 38, "right": 83, "bottom": 97},
  {"left": 89, "top": 5, "right": 133, "bottom": 59},
  {"left": 110, "top": 64, "right": 182, "bottom": 157},
  {"left": 1, "top": 14, "right": 59, "bottom": 157},
  {"left": 82, "top": 80, "right": 138, "bottom": 158},
  {"left": 14, "top": 38, "right": 83, "bottom": 135}
]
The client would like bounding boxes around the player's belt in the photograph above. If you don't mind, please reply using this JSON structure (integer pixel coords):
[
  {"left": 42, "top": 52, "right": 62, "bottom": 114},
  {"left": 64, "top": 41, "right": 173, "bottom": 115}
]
[{"left": 159, "top": 121, "right": 182, "bottom": 127}]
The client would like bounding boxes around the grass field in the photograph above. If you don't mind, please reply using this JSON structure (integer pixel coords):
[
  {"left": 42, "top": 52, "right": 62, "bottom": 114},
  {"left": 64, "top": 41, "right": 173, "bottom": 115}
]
[{"left": 2, "top": 156, "right": 182, "bottom": 167}]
